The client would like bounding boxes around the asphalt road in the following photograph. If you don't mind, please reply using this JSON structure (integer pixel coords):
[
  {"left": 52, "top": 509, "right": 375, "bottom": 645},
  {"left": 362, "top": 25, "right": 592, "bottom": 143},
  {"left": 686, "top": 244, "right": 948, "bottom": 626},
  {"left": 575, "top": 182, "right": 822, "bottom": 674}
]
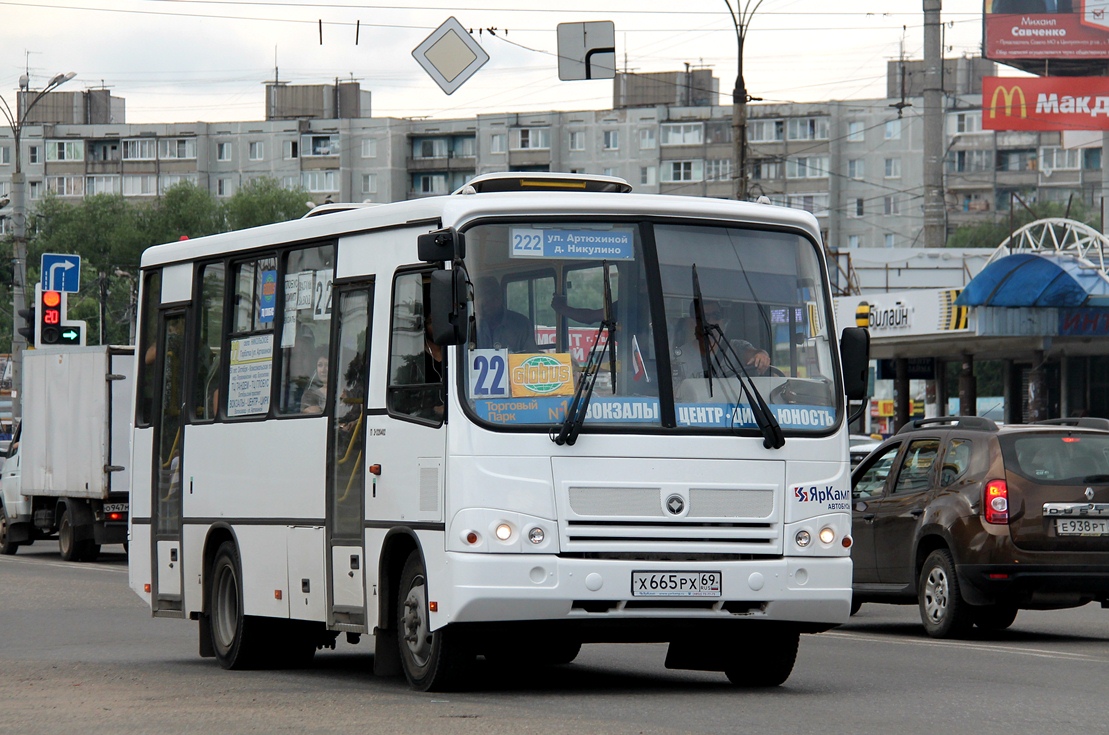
[{"left": 3, "top": 543, "right": 1108, "bottom": 735}]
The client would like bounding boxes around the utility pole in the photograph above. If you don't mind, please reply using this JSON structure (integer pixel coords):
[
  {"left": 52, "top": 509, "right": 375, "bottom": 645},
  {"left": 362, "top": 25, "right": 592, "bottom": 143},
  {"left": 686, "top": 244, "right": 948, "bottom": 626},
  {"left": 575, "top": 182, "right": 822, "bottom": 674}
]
[
  {"left": 0, "top": 71, "right": 77, "bottom": 421},
  {"left": 922, "top": 0, "right": 946, "bottom": 248},
  {"left": 724, "top": 0, "right": 763, "bottom": 202}
]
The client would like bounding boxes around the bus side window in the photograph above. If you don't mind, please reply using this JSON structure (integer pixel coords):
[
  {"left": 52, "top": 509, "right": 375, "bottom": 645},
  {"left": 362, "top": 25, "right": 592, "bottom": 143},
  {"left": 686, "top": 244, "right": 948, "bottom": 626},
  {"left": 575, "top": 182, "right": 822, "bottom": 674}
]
[
  {"left": 137, "top": 269, "right": 162, "bottom": 427},
  {"left": 277, "top": 243, "right": 335, "bottom": 415},
  {"left": 192, "top": 262, "right": 225, "bottom": 421}
]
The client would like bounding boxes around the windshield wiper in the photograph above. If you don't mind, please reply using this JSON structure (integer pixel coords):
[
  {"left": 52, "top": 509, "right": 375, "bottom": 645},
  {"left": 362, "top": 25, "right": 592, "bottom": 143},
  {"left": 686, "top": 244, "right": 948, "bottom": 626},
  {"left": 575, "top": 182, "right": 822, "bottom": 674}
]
[
  {"left": 552, "top": 261, "right": 616, "bottom": 446},
  {"left": 690, "top": 264, "right": 784, "bottom": 450}
]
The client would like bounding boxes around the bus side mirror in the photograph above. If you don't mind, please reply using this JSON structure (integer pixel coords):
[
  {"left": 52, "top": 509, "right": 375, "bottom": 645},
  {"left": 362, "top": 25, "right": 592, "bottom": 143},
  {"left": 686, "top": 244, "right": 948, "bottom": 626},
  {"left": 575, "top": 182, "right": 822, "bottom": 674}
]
[
  {"left": 840, "top": 327, "right": 870, "bottom": 402},
  {"left": 429, "top": 269, "right": 466, "bottom": 346},
  {"left": 418, "top": 228, "right": 465, "bottom": 262}
]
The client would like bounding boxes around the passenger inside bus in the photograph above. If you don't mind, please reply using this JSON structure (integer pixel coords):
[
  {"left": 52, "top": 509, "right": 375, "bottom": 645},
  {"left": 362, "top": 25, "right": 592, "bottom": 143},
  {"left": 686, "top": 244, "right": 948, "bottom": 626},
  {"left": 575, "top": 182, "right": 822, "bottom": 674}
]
[
  {"left": 300, "top": 353, "right": 329, "bottom": 414},
  {"left": 672, "top": 299, "right": 770, "bottom": 380},
  {"left": 474, "top": 276, "right": 537, "bottom": 352}
]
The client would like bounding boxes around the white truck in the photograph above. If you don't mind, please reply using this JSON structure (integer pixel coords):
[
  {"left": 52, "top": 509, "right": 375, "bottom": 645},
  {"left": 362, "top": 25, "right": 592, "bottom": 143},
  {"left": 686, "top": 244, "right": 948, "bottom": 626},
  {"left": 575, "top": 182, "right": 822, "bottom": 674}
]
[{"left": 0, "top": 345, "right": 133, "bottom": 561}]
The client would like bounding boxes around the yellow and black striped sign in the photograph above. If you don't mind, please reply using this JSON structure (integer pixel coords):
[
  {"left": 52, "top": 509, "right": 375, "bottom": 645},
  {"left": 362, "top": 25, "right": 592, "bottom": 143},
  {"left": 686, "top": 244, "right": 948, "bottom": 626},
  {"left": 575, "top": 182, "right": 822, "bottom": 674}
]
[{"left": 939, "top": 289, "right": 968, "bottom": 331}]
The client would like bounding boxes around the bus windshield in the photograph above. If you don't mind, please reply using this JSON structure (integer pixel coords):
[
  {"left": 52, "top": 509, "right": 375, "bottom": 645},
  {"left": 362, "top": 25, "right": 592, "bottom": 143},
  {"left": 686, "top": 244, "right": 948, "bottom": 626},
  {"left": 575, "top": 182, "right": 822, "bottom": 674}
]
[{"left": 459, "top": 219, "right": 838, "bottom": 434}]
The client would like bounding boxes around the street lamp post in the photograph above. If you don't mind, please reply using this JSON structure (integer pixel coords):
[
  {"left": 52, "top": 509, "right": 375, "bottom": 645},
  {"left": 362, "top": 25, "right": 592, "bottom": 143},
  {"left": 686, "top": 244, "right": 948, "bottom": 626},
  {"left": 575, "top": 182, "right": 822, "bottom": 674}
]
[
  {"left": 723, "top": 0, "right": 762, "bottom": 202},
  {"left": 0, "top": 71, "right": 76, "bottom": 422}
]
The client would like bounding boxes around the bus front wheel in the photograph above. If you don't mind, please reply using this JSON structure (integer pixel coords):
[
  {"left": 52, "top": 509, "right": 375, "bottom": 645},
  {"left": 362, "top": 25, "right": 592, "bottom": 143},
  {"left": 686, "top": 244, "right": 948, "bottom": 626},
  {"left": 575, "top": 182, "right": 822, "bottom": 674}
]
[
  {"left": 396, "top": 551, "right": 472, "bottom": 691},
  {"left": 209, "top": 541, "right": 267, "bottom": 669}
]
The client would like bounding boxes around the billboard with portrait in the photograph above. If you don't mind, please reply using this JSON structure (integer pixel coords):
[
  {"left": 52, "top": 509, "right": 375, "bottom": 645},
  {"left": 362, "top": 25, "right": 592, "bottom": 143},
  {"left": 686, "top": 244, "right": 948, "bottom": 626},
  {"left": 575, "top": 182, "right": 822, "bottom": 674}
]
[{"left": 984, "top": 0, "right": 1109, "bottom": 61}]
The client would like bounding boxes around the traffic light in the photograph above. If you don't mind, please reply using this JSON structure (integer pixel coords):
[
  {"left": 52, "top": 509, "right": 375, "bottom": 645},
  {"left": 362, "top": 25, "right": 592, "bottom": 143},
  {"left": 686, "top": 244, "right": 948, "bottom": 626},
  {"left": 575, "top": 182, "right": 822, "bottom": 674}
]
[
  {"left": 16, "top": 304, "right": 37, "bottom": 346},
  {"left": 40, "top": 289, "right": 63, "bottom": 345}
]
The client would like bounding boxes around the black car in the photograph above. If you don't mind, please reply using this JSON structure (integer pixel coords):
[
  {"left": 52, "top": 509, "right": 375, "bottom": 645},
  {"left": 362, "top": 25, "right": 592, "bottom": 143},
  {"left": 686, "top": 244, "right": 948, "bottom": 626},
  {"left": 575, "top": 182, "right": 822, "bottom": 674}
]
[{"left": 850, "top": 416, "right": 1109, "bottom": 637}]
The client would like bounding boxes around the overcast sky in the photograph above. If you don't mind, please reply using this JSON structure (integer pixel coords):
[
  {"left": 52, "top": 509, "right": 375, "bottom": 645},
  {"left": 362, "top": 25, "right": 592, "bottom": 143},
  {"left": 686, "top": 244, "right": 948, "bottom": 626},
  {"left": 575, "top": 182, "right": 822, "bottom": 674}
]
[{"left": 3, "top": 1, "right": 990, "bottom": 124}]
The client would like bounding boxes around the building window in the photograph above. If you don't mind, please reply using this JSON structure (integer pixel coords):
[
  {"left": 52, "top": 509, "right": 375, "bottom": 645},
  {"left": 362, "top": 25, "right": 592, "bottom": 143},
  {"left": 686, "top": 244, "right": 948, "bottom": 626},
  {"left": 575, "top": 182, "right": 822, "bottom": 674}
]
[
  {"left": 640, "top": 165, "right": 657, "bottom": 185},
  {"left": 884, "top": 234, "right": 896, "bottom": 248},
  {"left": 954, "top": 112, "right": 982, "bottom": 134},
  {"left": 639, "top": 128, "right": 657, "bottom": 150},
  {"left": 412, "top": 173, "right": 448, "bottom": 194},
  {"left": 454, "top": 136, "right": 476, "bottom": 158},
  {"left": 217, "top": 142, "right": 232, "bottom": 161},
  {"left": 847, "top": 159, "right": 865, "bottom": 179},
  {"left": 159, "top": 138, "right": 197, "bottom": 160},
  {"left": 848, "top": 235, "right": 861, "bottom": 248},
  {"left": 46, "top": 175, "right": 85, "bottom": 196},
  {"left": 413, "top": 138, "right": 448, "bottom": 159},
  {"left": 0, "top": 146, "right": 10, "bottom": 165},
  {"left": 159, "top": 174, "right": 199, "bottom": 191},
  {"left": 282, "top": 175, "right": 300, "bottom": 189},
  {"left": 998, "top": 149, "right": 1036, "bottom": 172},
  {"left": 491, "top": 133, "right": 506, "bottom": 154},
  {"left": 86, "top": 175, "right": 121, "bottom": 195},
  {"left": 362, "top": 173, "right": 377, "bottom": 195},
  {"left": 884, "top": 119, "right": 902, "bottom": 140},
  {"left": 123, "top": 139, "right": 156, "bottom": 160},
  {"left": 883, "top": 196, "right": 901, "bottom": 215},
  {"left": 46, "top": 140, "right": 84, "bottom": 162},
  {"left": 249, "top": 142, "right": 264, "bottom": 161},
  {"left": 361, "top": 139, "right": 377, "bottom": 158},
  {"left": 661, "top": 160, "right": 703, "bottom": 183},
  {"left": 849, "top": 198, "right": 864, "bottom": 218},
  {"left": 787, "top": 117, "right": 829, "bottom": 141},
  {"left": 748, "top": 119, "right": 784, "bottom": 142},
  {"left": 603, "top": 167, "right": 617, "bottom": 177},
  {"left": 660, "top": 123, "right": 704, "bottom": 146},
  {"left": 216, "top": 178, "right": 235, "bottom": 197},
  {"left": 884, "top": 157, "right": 901, "bottom": 178},
  {"left": 948, "top": 149, "right": 991, "bottom": 173},
  {"left": 513, "top": 128, "right": 551, "bottom": 150},
  {"left": 302, "top": 170, "right": 338, "bottom": 192},
  {"left": 752, "top": 160, "right": 780, "bottom": 180},
  {"left": 28, "top": 180, "right": 42, "bottom": 199},
  {"left": 788, "top": 193, "right": 829, "bottom": 217},
  {"left": 1084, "top": 148, "right": 1102, "bottom": 170},
  {"left": 302, "top": 134, "right": 339, "bottom": 157},
  {"left": 1040, "top": 147, "right": 1080, "bottom": 171},
  {"left": 847, "top": 121, "right": 865, "bottom": 142},
  {"left": 568, "top": 131, "right": 585, "bottom": 151},
  {"left": 705, "top": 159, "right": 732, "bottom": 182},
  {"left": 602, "top": 130, "right": 619, "bottom": 150},
  {"left": 786, "top": 156, "right": 829, "bottom": 179},
  {"left": 283, "top": 140, "right": 299, "bottom": 160},
  {"left": 123, "top": 174, "right": 157, "bottom": 196},
  {"left": 28, "top": 146, "right": 40, "bottom": 164}
]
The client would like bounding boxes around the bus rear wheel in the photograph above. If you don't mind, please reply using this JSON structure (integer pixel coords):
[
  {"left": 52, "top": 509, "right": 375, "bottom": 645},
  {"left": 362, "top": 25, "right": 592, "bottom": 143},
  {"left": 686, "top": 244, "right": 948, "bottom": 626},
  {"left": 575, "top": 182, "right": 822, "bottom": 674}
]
[
  {"left": 396, "top": 551, "right": 472, "bottom": 691},
  {"left": 209, "top": 541, "right": 268, "bottom": 669}
]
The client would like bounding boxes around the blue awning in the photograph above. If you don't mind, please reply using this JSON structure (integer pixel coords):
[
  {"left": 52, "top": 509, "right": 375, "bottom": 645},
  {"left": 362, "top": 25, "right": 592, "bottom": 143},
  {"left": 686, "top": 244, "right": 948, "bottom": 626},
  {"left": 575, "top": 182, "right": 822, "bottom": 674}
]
[{"left": 955, "top": 253, "right": 1109, "bottom": 308}]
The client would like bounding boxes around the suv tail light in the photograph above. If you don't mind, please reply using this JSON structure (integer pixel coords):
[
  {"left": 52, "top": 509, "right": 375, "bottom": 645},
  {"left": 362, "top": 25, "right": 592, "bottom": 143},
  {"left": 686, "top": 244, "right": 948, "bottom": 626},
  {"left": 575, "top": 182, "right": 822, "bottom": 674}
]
[{"left": 983, "top": 479, "right": 1009, "bottom": 524}]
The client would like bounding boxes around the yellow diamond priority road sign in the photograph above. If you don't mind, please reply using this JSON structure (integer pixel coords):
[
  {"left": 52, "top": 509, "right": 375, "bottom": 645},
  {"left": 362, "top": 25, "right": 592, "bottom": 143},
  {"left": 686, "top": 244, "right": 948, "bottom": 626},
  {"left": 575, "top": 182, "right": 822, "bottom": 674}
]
[{"left": 412, "top": 17, "right": 490, "bottom": 95}]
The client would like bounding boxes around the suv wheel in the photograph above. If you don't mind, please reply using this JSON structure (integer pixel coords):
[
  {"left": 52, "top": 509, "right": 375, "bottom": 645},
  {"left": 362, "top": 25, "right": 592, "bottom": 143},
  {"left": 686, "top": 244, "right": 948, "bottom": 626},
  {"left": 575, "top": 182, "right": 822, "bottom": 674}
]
[{"left": 918, "top": 549, "right": 972, "bottom": 638}]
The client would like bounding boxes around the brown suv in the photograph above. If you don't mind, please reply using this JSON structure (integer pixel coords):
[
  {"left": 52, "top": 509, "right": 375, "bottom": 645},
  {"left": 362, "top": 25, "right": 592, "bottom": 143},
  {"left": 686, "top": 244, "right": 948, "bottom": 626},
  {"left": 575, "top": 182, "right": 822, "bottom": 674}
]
[{"left": 850, "top": 416, "right": 1109, "bottom": 637}]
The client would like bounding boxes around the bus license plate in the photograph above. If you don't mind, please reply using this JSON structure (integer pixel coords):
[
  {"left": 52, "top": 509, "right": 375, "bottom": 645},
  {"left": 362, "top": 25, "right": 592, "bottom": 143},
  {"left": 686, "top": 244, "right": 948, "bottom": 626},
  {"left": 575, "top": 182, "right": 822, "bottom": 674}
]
[
  {"left": 1056, "top": 518, "right": 1109, "bottom": 536},
  {"left": 631, "top": 571, "right": 721, "bottom": 598}
]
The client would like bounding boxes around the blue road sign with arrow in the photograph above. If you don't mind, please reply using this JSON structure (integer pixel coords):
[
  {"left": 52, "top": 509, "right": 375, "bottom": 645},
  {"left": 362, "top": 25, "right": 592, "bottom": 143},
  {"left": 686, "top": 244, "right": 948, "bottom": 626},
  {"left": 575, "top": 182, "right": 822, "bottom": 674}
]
[{"left": 41, "top": 253, "right": 81, "bottom": 293}]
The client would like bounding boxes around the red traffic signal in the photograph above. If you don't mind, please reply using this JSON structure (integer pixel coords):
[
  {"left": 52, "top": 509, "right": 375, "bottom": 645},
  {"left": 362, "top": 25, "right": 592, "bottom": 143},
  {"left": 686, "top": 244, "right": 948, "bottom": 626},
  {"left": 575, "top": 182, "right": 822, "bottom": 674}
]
[{"left": 40, "top": 289, "right": 63, "bottom": 344}]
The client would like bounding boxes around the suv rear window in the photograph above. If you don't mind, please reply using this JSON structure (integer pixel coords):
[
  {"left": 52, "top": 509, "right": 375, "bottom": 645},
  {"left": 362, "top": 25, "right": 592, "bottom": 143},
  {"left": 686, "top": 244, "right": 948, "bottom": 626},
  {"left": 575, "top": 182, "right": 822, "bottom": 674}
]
[{"left": 1001, "top": 433, "right": 1109, "bottom": 483}]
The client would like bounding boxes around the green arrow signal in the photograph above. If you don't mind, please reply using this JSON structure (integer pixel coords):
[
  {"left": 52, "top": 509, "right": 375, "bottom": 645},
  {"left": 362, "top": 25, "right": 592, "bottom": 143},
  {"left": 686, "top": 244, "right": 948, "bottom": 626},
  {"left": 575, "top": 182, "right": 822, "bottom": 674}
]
[{"left": 62, "top": 329, "right": 78, "bottom": 340}]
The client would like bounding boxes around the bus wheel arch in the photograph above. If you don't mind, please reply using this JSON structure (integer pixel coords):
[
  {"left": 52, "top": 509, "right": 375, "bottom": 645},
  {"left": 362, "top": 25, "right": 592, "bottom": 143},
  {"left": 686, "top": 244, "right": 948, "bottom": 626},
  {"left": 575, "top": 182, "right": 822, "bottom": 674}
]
[
  {"left": 373, "top": 530, "right": 420, "bottom": 677},
  {"left": 395, "top": 548, "right": 472, "bottom": 691}
]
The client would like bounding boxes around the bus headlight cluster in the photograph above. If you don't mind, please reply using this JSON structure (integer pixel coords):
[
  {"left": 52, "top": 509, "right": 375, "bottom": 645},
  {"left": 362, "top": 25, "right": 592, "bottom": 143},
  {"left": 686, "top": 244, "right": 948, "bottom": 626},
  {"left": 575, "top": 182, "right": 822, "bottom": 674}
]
[
  {"left": 795, "top": 530, "right": 812, "bottom": 547},
  {"left": 818, "top": 527, "right": 836, "bottom": 545},
  {"left": 796, "top": 526, "right": 839, "bottom": 548},
  {"left": 495, "top": 523, "right": 513, "bottom": 541},
  {"left": 527, "top": 527, "right": 545, "bottom": 544}
]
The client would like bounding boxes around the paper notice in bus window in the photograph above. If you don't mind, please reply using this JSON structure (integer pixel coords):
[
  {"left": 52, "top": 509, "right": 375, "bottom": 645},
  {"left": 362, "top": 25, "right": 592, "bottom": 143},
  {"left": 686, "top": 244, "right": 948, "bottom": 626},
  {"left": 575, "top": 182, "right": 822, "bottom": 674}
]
[
  {"left": 228, "top": 334, "right": 274, "bottom": 417},
  {"left": 469, "top": 349, "right": 510, "bottom": 399},
  {"left": 508, "top": 353, "right": 575, "bottom": 397},
  {"left": 296, "top": 271, "right": 314, "bottom": 310},
  {"left": 313, "top": 269, "right": 333, "bottom": 320},
  {"left": 259, "top": 270, "right": 277, "bottom": 323}
]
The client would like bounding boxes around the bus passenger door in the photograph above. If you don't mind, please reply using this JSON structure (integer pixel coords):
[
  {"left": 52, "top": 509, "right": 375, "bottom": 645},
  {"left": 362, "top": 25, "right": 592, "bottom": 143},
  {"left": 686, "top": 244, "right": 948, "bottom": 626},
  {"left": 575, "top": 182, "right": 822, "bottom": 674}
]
[
  {"left": 327, "top": 284, "right": 373, "bottom": 630},
  {"left": 150, "top": 310, "right": 187, "bottom": 615}
]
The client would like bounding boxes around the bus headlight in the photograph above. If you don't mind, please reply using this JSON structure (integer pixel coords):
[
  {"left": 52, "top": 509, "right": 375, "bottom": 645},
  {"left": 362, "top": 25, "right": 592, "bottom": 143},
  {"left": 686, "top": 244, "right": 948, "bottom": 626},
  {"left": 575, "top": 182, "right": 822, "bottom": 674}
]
[
  {"left": 495, "top": 523, "right": 513, "bottom": 541},
  {"left": 819, "top": 527, "right": 836, "bottom": 545},
  {"left": 795, "top": 530, "right": 812, "bottom": 548},
  {"left": 527, "top": 527, "right": 545, "bottom": 544}
]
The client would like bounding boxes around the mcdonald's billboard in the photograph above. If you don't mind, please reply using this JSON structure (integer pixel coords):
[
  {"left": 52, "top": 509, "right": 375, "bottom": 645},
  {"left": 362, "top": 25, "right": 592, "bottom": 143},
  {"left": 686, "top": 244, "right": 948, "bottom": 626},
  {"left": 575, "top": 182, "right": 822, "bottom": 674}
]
[
  {"left": 983, "top": 76, "right": 1109, "bottom": 131},
  {"left": 985, "top": 1, "right": 1109, "bottom": 61}
]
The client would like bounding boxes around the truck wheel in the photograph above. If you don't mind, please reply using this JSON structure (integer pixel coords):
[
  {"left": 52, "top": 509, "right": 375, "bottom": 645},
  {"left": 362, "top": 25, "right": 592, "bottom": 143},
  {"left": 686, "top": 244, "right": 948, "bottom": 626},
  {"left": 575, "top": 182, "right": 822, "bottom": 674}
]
[
  {"left": 918, "top": 549, "right": 972, "bottom": 638},
  {"left": 209, "top": 541, "right": 267, "bottom": 669},
  {"left": 0, "top": 506, "right": 19, "bottom": 555},
  {"left": 724, "top": 627, "right": 800, "bottom": 687},
  {"left": 58, "top": 507, "right": 83, "bottom": 561},
  {"left": 397, "top": 551, "right": 472, "bottom": 691}
]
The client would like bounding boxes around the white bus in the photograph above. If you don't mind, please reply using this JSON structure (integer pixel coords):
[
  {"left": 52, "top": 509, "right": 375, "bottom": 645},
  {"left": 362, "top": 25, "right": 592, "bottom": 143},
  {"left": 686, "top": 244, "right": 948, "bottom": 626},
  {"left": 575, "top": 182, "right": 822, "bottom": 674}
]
[{"left": 128, "top": 173, "right": 869, "bottom": 691}]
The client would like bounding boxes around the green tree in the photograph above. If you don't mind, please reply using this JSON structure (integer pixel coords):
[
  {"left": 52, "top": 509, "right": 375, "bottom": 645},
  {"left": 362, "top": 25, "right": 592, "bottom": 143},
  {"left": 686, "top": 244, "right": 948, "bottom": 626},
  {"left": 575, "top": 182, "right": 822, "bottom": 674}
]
[
  {"left": 140, "top": 181, "right": 225, "bottom": 245},
  {"left": 947, "top": 197, "right": 1101, "bottom": 249},
  {"left": 225, "top": 177, "right": 312, "bottom": 231}
]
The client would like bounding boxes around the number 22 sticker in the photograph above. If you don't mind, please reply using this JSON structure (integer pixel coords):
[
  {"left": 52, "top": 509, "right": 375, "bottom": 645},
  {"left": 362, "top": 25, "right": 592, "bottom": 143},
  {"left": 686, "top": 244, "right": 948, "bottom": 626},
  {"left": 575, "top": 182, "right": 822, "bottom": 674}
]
[{"left": 469, "top": 349, "right": 509, "bottom": 398}]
